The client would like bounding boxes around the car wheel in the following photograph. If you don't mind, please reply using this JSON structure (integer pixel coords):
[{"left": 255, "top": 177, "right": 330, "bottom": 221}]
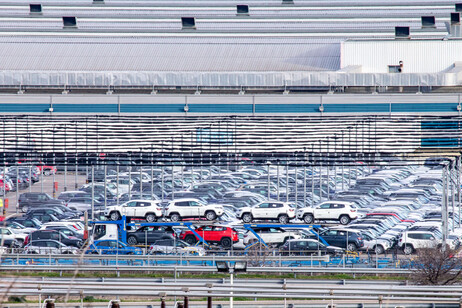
[
  {"left": 205, "top": 211, "right": 217, "bottom": 221},
  {"left": 21, "top": 206, "right": 28, "bottom": 213},
  {"left": 220, "top": 237, "right": 232, "bottom": 248},
  {"left": 170, "top": 213, "right": 181, "bottom": 222},
  {"left": 145, "top": 213, "right": 157, "bottom": 222},
  {"left": 127, "top": 236, "right": 138, "bottom": 245},
  {"left": 185, "top": 235, "right": 197, "bottom": 245},
  {"left": 278, "top": 214, "right": 289, "bottom": 224},
  {"left": 339, "top": 215, "right": 351, "bottom": 225},
  {"left": 110, "top": 211, "right": 121, "bottom": 221},
  {"left": 242, "top": 213, "right": 253, "bottom": 223},
  {"left": 403, "top": 245, "right": 414, "bottom": 255},
  {"left": 303, "top": 214, "right": 314, "bottom": 224},
  {"left": 374, "top": 245, "right": 385, "bottom": 255},
  {"left": 347, "top": 243, "right": 357, "bottom": 252}
]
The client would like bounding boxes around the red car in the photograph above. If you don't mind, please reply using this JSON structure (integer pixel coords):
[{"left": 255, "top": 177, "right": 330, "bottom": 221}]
[
  {"left": 18, "top": 159, "right": 56, "bottom": 176},
  {"left": 179, "top": 226, "right": 239, "bottom": 248}
]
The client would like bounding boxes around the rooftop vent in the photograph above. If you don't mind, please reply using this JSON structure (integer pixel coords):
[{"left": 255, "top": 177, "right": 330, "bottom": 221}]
[
  {"left": 421, "top": 16, "right": 436, "bottom": 28},
  {"left": 29, "top": 4, "right": 42, "bottom": 14},
  {"left": 181, "top": 17, "right": 196, "bottom": 29},
  {"left": 282, "top": 0, "right": 294, "bottom": 4},
  {"left": 451, "top": 12, "right": 460, "bottom": 25},
  {"left": 236, "top": 5, "right": 249, "bottom": 15},
  {"left": 456, "top": 3, "right": 462, "bottom": 11},
  {"left": 62, "top": 16, "right": 77, "bottom": 28},
  {"left": 395, "top": 26, "right": 410, "bottom": 39}
]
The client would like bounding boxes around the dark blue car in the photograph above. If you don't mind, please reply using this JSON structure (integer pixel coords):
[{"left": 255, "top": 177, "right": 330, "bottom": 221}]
[{"left": 86, "top": 240, "right": 142, "bottom": 255}]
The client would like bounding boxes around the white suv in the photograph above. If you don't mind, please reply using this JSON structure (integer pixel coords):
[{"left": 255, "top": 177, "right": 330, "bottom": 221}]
[
  {"left": 243, "top": 227, "right": 301, "bottom": 246},
  {"left": 398, "top": 229, "right": 460, "bottom": 255},
  {"left": 165, "top": 198, "right": 224, "bottom": 221},
  {"left": 237, "top": 201, "right": 296, "bottom": 224},
  {"left": 296, "top": 201, "right": 358, "bottom": 225},
  {"left": 104, "top": 200, "right": 163, "bottom": 222}
]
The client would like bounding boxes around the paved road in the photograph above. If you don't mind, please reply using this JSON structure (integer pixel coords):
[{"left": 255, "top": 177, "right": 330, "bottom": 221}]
[{"left": 2, "top": 171, "right": 87, "bottom": 215}]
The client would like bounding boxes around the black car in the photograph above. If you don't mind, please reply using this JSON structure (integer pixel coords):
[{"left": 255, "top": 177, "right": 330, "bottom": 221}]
[
  {"left": 126, "top": 226, "right": 175, "bottom": 246},
  {"left": 26, "top": 207, "right": 75, "bottom": 220},
  {"left": 7, "top": 217, "right": 42, "bottom": 229},
  {"left": 280, "top": 239, "right": 344, "bottom": 256},
  {"left": 316, "top": 229, "right": 365, "bottom": 252},
  {"left": 25, "top": 213, "right": 59, "bottom": 224},
  {"left": 18, "top": 193, "right": 64, "bottom": 213},
  {"left": 41, "top": 226, "right": 83, "bottom": 239},
  {"left": 26, "top": 230, "right": 83, "bottom": 248}
]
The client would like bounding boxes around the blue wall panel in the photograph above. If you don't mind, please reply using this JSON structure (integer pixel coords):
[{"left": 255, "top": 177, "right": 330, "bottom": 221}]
[
  {"left": 324, "top": 104, "right": 389, "bottom": 113},
  {"left": 256, "top": 104, "right": 319, "bottom": 113},
  {"left": 0, "top": 104, "right": 49, "bottom": 113},
  {"left": 121, "top": 104, "right": 184, "bottom": 113},
  {"left": 54, "top": 104, "right": 118, "bottom": 113},
  {"left": 189, "top": 104, "right": 252, "bottom": 113},
  {"left": 392, "top": 103, "right": 457, "bottom": 113}
]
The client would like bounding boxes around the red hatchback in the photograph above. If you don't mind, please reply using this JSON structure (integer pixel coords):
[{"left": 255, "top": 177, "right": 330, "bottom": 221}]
[{"left": 179, "top": 226, "right": 239, "bottom": 248}]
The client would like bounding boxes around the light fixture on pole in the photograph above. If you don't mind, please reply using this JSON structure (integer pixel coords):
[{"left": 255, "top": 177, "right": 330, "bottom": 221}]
[{"left": 215, "top": 261, "right": 247, "bottom": 308}]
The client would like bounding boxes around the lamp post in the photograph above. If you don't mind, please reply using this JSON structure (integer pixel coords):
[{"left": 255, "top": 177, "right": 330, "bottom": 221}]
[
  {"left": 216, "top": 261, "right": 247, "bottom": 308},
  {"left": 267, "top": 161, "right": 271, "bottom": 200}
]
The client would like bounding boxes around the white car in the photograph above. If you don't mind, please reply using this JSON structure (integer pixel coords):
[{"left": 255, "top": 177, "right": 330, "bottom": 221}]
[
  {"left": 24, "top": 240, "right": 78, "bottom": 254},
  {"left": 104, "top": 200, "right": 163, "bottom": 222},
  {"left": 149, "top": 238, "right": 206, "bottom": 256},
  {"left": 165, "top": 198, "right": 224, "bottom": 221},
  {"left": 0, "top": 227, "right": 27, "bottom": 246},
  {"left": 237, "top": 201, "right": 296, "bottom": 224},
  {"left": 296, "top": 201, "right": 358, "bottom": 225},
  {"left": 243, "top": 227, "right": 301, "bottom": 246},
  {"left": 398, "top": 228, "right": 459, "bottom": 255}
]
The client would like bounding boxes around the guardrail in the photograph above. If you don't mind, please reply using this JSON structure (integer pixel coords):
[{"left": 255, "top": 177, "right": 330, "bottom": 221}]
[{"left": 1, "top": 277, "right": 461, "bottom": 305}]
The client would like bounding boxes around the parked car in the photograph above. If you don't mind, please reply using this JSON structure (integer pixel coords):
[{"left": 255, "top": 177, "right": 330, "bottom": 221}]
[
  {"left": 86, "top": 240, "right": 142, "bottom": 255},
  {"left": 25, "top": 230, "right": 83, "bottom": 248},
  {"left": 296, "top": 201, "right": 358, "bottom": 225},
  {"left": 237, "top": 201, "right": 296, "bottom": 224},
  {"left": 149, "top": 239, "right": 206, "bottom": 256},
  {"left": 126, "top": 226, "right": 175, "bottom": 245},
  {"left": 165, "top": 198, "right": 224, "bottom": 221},
  {"left": 24, "top": 240, "right": 78, "bottom": 254},
  {"left": 279, "top": 239, "right": 344, "bottom": 256},
  {"left": 104, "top": 200, "right": 163, "bottom": 222},
  {"left": 316, "top": 228, "right": 364, "bottom": 252},
  {"left": 243, "top": 227, "right": 301, "bottom": 246},
  {"left": 179, "top": 225, "right": 239, "bottom": 247},
  {"left": 18, "top": 193, "right": 64, "bottom": 213}
]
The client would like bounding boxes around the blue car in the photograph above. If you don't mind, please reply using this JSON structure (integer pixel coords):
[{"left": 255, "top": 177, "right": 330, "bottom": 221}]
[{"left": 86, "top": 240, "right": 142, "bottom": 255}]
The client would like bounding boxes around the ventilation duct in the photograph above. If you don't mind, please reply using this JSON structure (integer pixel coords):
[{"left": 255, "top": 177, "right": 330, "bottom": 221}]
[
  {"left": 181, "top": 17, "right": 196, "bottom": 29},
  {"left": 237, "top": 5, "right": 249, "bottom": 15},
  {"left": 421, "top": 16, "right": 435, "bottom": 28},
  {"left": 451, "top": 12, "right": 460, "bottom": 25},
  {"left": 395, "top": 26, "right": 410, "bottom": 39},
  {"left": 29, "top": 4, "right": 42, "bottom": 14},
  {"left": 62, "top": 16, "right": 77, "bottom": 28}
]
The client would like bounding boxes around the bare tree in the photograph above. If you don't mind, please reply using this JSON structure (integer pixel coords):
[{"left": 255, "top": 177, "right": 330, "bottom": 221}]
[{"left": 411, "top": 248, "right": 462, "bottom": 285}]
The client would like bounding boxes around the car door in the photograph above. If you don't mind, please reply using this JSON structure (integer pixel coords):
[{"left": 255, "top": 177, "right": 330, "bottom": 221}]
[
  {"left": 321, "top": 230, "right": 338, "bottom": 247},
  {"left": 123, "top": 201, "right": 137, "bottom": 217},
  {"left": 314, "top": 203, "right": 331, "bottom": 219},
  {"left": 135, "top": 201, "right": 150, "bottom": 218},
  {"left": 253, "top": 202, "right": 270, "bottom": 219},
  {"left": 329, "top": 203, "right": 345, "bottom": 220},
  {"left": 188, "top": 201, "right": 202, "bottom": 217}
]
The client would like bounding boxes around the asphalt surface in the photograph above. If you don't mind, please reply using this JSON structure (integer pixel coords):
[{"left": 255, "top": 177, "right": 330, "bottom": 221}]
[{"left": 2, "top": 171, "right": 87, "bottom": 215}]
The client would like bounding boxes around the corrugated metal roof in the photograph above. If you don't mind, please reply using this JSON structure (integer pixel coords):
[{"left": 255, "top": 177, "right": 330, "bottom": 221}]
[{"left": 0, "top": 37, "right": 340, "bottom": 71}]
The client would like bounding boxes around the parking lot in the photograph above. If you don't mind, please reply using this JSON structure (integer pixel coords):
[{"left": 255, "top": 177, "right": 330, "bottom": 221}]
[{"left": 0, "top": 158, "right": 460, "bottom": 261}]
